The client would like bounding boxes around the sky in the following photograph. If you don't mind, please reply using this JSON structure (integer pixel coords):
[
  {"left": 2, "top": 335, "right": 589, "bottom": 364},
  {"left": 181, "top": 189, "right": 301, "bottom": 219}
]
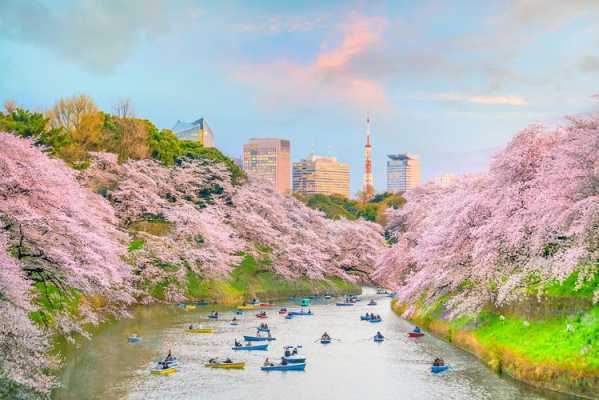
[{"left": 1, "top": 0, "right": 599, "bottom": 195}]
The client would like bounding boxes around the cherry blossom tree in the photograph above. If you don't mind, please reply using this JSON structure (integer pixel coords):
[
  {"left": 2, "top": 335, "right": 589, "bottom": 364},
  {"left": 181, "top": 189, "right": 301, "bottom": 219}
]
[{"left": 375, "top": 115, "right": 599, "bottom": 314}]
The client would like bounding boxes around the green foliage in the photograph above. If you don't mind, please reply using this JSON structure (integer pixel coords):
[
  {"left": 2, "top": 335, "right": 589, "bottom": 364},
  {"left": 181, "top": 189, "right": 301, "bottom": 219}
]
[
  {"left": 29, "top": 282, "right": 81, "bottom": 327},
  {"left": 147, "top": 128, "right": 181, "bottom": 166},
  {"left": 127, "top": 239, "right": 145, "bottom": 252},
  {"left": 297, "top": 192, "right": 405, "bottom": 224},
  {"left": 150, "top": 277, "right": 179, "bottom": 300},
  {"left": 0, "top": 108, "right": 49, "bottom": 138}
]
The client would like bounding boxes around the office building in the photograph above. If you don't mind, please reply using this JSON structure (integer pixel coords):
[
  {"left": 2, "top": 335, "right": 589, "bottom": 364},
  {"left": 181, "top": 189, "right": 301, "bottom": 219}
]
[
  {"left": 292, "top": 154, "right": 350, "bottom": 198},
  {"left": 172, "top": 118, "right": 214, "bottom": 148},
  {"left": 243, "top": 138, "right": 291, "bottom": 194},
  {"left": 387, "top": 153, "right": 421, "bottom": 193}
]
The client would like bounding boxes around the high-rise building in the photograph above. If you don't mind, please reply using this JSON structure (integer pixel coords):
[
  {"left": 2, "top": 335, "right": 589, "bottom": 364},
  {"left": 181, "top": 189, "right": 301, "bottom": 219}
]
[
  {"left": 433, "top": 173, "right": 458, "bottom": 186},
  {"left": 292, "top": 154, "right": 350, "bottom": 198},
  {"left": 387, "top": 153, "right": 421, "bottom": 193},
  {"left": 362, "top": 117, "right": 375, "bottom": 200},
  {"left": 243, "top": 138, "right": 291, "bottom": 194},
  {"left": 172, "top": 118, "right": 214, "bottom": 148}
]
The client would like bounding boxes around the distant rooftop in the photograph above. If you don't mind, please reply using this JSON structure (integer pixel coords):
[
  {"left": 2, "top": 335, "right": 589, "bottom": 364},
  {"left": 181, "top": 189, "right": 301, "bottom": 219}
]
[{"left": 387, "top": 153, "right": 419, "bottom": 161}]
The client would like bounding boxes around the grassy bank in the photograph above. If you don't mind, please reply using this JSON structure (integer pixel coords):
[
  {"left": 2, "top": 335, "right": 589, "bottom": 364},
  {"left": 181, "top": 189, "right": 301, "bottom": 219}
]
[
  {"left": 391, "top": 274, "right": 599, "bottom": 399},
  {"left": 183, "top": 253, "right": 361, "bottom": 304}
]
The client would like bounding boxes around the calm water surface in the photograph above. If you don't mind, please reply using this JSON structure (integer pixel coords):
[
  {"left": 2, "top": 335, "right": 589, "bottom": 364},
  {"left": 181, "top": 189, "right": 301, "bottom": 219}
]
[{"left": 54, "top": 289, "right": 577, "bottom": 400}]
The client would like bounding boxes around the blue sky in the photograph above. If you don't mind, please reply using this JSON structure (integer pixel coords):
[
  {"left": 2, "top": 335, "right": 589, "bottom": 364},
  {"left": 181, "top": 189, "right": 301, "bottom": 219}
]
[{"left": 1, "top": 0, "right": 599, "bottom": 195}]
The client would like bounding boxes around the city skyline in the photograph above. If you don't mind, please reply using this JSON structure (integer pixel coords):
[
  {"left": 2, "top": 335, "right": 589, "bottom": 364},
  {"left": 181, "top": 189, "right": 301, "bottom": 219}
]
[{"left": 2, "top": 1, "right": 599, "bottom": 194}]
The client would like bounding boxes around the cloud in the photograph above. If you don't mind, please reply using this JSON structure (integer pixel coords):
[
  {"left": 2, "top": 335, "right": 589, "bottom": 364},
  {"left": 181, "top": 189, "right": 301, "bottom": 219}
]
[
  {"left": 234, "top": 15, "right": 323, "bottom": 34},
  {"left": 234, "top": 13, "right": 390, "bottom": 112},
  {"left": 429, "top": 93, "right": 527, "bottom": 106},
  {"left": 579, "top": 55, "right": 599, "bottom": 73},
  {"left": 0, "top": 0, "right": 201, "bottom": 73}
]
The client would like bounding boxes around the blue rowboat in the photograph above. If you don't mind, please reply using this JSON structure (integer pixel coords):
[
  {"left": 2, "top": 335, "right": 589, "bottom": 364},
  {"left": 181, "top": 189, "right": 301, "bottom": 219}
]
[
  {"left": 230, "top": 321, "right": 239, "bottom": 326},
  {"left": 282, "top": 355, "right": 306, "bottom": 363},
  {"left": 373, "top": 336, "right": 384, "bottom": 342},
  {"left": 232, "top": 344, "right": 268, "bottom": 351},
  {"left": 320, "top": 338, "right": 331, "bottom": 344},
  {"left": 369, "top": 319, "right": 382, "bottom": 323},
  {"left": 208, "top": 314, "right": 218, "bottom": 319},
  {"left": 195, "top": 300, "right": 210, "bottom": 306},
  {"left": 261, "top": 362, "right": 306, "bottom": 371},
  {"left": 236, "top": 310, "right": 244, "bottom": 315},
  {"left": 285, "top": 314, "right": 294, "bottom": 319},
  {"left": 336, "top": 303, "right": 354, "bottom": 306},
  {"left": 243, "top": 335, "right": 276, "bottom": 341},
  {"left": 288, "top": 311, "right": 313, "bottom": 316},
  {"left": 431, "top": 365, "right": 450, "bottom": 374},
  {"left": 128, "top": 336, "right": 142, "bottom": 343},
  {"left": 360, "top": 315, "right": 372, "bottom": 321}
]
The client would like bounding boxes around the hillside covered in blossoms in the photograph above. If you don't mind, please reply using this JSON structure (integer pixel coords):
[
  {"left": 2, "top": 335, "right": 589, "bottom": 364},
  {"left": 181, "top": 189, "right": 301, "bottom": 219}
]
[{"left": 0, "top": 98, "right": 383, "bottom": 398}]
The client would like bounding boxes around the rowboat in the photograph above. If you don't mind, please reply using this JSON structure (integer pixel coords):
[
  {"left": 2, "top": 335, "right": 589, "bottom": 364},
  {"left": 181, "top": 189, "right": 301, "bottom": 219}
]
[
  {"left": 188, "top": 327, "right": 214, "bottom": 333},
  {"left": 369, "top": 319, "right": 382, "bottom": 323},
  {"left": 185, "top": 305, "right": 197, "bottom": 311},
  {"left": 243, "top": 335, "right": 276, "bottom": 341},
  {"left": 256, "top": 313, "right": 268, "bottom": 319},
  {"left": 259, "top": 303, "right": 275, "bottom": 308},
  {"left": 257, "top": 326, "right": 270, "bottom": 332},
  {"left": 282, "top": 354, "right": 306, "bottom": 363},
  {"left": 373, "top": 335, "right": 384, "bottom": 342},
  {"left": 261, "top": 362, "right": 306, "bottom": 371},
  {"left": 128, "top": 336, "right": 142, "bottom": 343},
  {"left": 360, "top": 315, "right": 372, "bottom": 321},
  {"left": 431, "top": 365, "right": 450, "bottom": 374},
  {"left": 320, "top": 338, "right": 331, "bottom": 344},
  {"left": 230, "top": 321, "right": 239, "bottom": 326},
  {"left": 195, "top": 300, "right": 210, "bottom": 306},
  {"left": 408, "top": 332, "right": 424, "bottom": 338},
  {"left": 151, "top": 367, "right": 176, "bottom": 376},
  {"left": 205, "top": 362, "right": 245, "bottom": 369},
  {"left": 208, "top": 314, "right": 219, "bottom": 319},
  {"left": 288, "top": 311, "right": 313, "bottom": 316},
  {"left": 278, "top": 308, "right": 288, "bottom": 314},
  {"left": 336, "top": 303, "right": 354, "bottom": 306},
  {"left": 367, "top": 301, "right": 377, "bottom": 306},
  {"left": 285, "top": 314, "right": 293, "bottom": 319},
  {"left": 238, "top": 305, "right": 256, "bottom": 311},
  {"left": 232, "top": 344, "right": 268, "bottom": 351}
]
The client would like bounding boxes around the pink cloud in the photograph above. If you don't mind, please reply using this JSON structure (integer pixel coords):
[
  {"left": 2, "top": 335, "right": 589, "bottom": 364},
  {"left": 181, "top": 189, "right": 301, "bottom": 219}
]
[{"left": 234, "top": 13, "right": 390, "bottom": 112}]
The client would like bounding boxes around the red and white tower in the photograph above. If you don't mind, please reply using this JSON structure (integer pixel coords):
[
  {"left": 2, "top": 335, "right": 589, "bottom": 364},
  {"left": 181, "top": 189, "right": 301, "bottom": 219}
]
[{"left": 362, "top": 116, "right": 375, "bottom": 200}]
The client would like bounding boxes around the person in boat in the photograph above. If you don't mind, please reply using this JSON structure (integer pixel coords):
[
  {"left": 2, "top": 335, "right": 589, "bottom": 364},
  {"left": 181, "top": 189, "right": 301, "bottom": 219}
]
[
  {"left": 256, "top": 330, "right": 262, "bottom": 337},
  {"left": 284, "top": 348, "right": 291, "bottom": 357},
  {"left": 264, "top": 358, "right": 273, "bottom": 367},
  {"left": 375, "top": 331, "right": 384, "bottom": 339},
  {"left": 208, "top": 358, "right": 217, "bottom": 364},
  {"left": 322, "top": 332, "right": 330, "bottom": 340},
  {"left": 232, "top": 317, "right": 238, "bottom": 322},
  {"left": 267, "top": 331, "right": 272, "bottom": 338},
  {"left": 292, "top": 347, "right": 298, "bottom": 355},
  {"left": 281, "top": 357, "right": 288, "bottom": 366},
  {"left": 308, "top": 308, "right": 312, "bottom": 314},
  {"left": 433, "top": 358, "right": 445, "bottom": 367},
  {"left": 234, "top": 339, "right": 242, "bottom": 347},
  {"left": 224, "top": 358, "right": 232, "bottom": 364},
  {"left": 413, "top": 326, "right": 421, "bottom": 333}
]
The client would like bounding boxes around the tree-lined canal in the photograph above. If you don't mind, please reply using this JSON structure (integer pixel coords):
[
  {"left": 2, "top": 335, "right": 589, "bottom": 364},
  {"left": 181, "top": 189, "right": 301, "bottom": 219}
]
[{"left": 54, "top": 289, "right": 575, "bottom": 400}]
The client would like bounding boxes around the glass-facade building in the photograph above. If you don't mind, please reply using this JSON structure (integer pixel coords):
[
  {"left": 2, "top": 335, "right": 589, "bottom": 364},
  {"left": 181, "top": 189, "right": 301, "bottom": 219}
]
[
  {"left": 243, "top": 138, "right": 291, "bottom": 194},
  {"left": 172, "top": 118, "right": 214, "bottom": 148},
  {"left": 386, "top": 153, "right": 421, "bottom": 193},
  {"left": 292, "top": 154, "right": 350, "bottom": 198}
]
